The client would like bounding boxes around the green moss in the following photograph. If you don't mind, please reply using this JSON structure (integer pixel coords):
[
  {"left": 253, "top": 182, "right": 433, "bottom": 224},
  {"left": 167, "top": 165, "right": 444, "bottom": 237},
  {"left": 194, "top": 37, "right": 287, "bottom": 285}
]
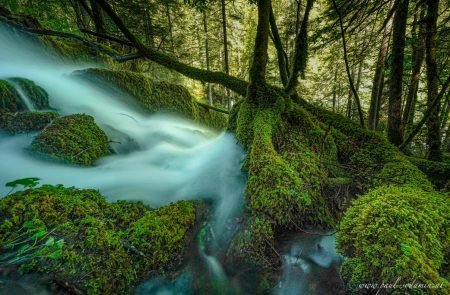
[
  {"left": 0, "top": 111, "right": 58, "bottom": 133},
  {"left": 0, "top": 79, "right": 23, "bottom": 112},
  {"left": 32, "top": 114, "right": 110, "bottom": 166},
  {"left": 0, "top": 185, "right": 197, "bottom": 295},
  {"left": 337, "top": 185, "right": 449, "bottom": 294},
  {"left": 409, "top": 157, "right": 450, "bottom": 191},
  {"left": 8, "top": 78, "right": 49, "bottom": 109},
  {"left": 75, "top": 68, "right": 227, "bottom": 130}
]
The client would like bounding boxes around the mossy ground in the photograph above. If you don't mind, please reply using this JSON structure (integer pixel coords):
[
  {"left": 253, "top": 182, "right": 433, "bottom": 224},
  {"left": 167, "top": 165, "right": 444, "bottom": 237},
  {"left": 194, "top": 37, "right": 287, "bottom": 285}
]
[
  {"left": 8, "top": 77, "right": 49, "bottom": 109},
  {"left": 0, "top": 185, "right": 197, "bottom": 295},
  {"left": 75, "top": 68, "right": 228, "bottom": 130},
  {"left": 0, "top": 79, "right": 23, "bottom": 112},
  {"left": 32, "top": 114, "right": 110, "bottom": 166},
  {"left": 0, "top": 111, "right": 58, "bottom": 133}
]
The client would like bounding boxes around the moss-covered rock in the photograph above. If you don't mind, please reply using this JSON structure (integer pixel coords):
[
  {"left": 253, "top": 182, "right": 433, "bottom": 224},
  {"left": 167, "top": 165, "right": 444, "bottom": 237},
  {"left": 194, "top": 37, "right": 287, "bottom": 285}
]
[
  {"left": 0, "top": 111, "right": 58, "bottom": 133},
  {"left": 0, "top": 185, "right": 197, "bottom": 295},
  {"left": 32, "top": 114, "right": 110, "bottom": 165},
  {"left": 337, "top": 185, "right": 449, "bottom": 294},
  {"left": 0, "top": 79, "right": 23, "bottom": 112},
  {"left": 8, "top": 78, "right": 49, "bottom": 109},
  {"left": 75, "top": 68, "right": 228, "bottom": 130},
  {"left": 0, "top": 78, "right": 50, "bottom": 112}
]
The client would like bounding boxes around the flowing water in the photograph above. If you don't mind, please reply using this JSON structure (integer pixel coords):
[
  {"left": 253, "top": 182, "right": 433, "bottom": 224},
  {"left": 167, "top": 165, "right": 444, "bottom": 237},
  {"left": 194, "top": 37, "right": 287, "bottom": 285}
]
[{"left": 0, "top": 24, "right": 344, "bottom": 294}]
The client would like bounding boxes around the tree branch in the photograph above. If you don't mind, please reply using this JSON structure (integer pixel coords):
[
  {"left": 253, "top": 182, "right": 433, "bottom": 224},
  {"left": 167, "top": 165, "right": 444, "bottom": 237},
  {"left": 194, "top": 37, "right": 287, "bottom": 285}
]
[
  {"left": 94, "top": 0, "right": 249, "bottom": 97},
  {"left": 331, "top": 0, "right": 365, "bottom": 128}
]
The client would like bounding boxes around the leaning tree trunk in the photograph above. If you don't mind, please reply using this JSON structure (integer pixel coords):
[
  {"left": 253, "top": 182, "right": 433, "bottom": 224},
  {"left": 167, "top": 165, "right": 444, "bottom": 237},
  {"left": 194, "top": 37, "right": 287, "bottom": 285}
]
[
  {"left": 202, "top": 10, "right": 213, "bottom": 106},
  {"left": 425, "top": 0, "right": 441, "bottom": 161},
  {"left": 387, "top": 0, "right": 409, "bottom": 146},
  {"left": 368, "top": 10, "right": 393, "bottom": 130},
  {"left": 89, "top": 0, "right": 107, "bottom": 36}
]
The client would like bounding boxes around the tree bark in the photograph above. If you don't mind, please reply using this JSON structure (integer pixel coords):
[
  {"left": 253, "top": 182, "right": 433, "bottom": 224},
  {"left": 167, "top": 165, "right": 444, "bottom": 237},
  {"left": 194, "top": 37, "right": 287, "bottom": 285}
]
[
  {"left": 387, "top": 0, "right": 409, "bottom": 146},
  {"left": 165, "top": 3, "right": 175, "bottom": 54},
  {"left": 368, "top": 9, "right": 393, "bottom": 130}
]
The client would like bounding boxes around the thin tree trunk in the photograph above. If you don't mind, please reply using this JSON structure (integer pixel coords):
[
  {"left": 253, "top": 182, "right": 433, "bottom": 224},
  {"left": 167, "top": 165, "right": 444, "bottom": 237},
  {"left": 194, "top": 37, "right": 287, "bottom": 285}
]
[
  {"left": 165, "top": 3, "right": 175, "bottom": 54},
  {"left": 332, "top": 66, "right": 338, "bottom": 112},
  {"left": 387, "top": 0, "right": 409, "bottom": 145},
  {"left": 368, "top": 10, "right": 393, "bottom": 130},
  {"left": 425, "top": 0, "right": 441, "bottom": 161},
  {"left": 346, "top": 67, "right": 355, "bottom": 119},
  {"left": 331, "top": 0, "right": 365, "bottom": 127},
  {"left": 285, "top": 0, "right": 314, "bottom": 95},
  {"left": 202, "top": 10, "right": 212, "bottom": 106},
  {"left": 221, "top": 0, "right": 231, "bottom": 109},
  {"left": 269, "top": 4, "right": 289, "bottom": 86},
  {"left": 402, "top": 6, "right": 426, "bottom": 135},
  {"left": 247, "top": 0, "right": 271, "bottom": 102},
  {"left": 375, "top": 72, "right": 385, "bottom": 129},
  {"left": 144, "top": 8, "right": 155, "bottom": 48}
]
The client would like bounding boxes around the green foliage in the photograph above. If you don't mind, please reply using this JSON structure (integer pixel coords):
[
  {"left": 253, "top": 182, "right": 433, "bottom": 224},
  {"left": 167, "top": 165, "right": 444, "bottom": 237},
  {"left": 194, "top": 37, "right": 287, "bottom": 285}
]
[
  {"left": 32, "top": 114, "right": 110, "bottom": 166},
  {"left": 337, "top": 185, "right": 449, "bottom": 294},
  {"left": 76, "top": 68, "right": 228, "bottom": 130},
  {"left": 0, "top": 111, "right": 58, "bottom": 133},
  {"left": 5, "top": 177, "right": 40, "bottom": 190},
  {"left": 0, "top": 185, "right": 197, "bottom": 294}
]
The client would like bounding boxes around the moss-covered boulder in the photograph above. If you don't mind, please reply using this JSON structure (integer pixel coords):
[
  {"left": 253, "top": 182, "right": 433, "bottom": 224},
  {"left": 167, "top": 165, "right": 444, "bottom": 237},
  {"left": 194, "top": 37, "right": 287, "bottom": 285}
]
[
  {"left": 32, "top": 114, "right": 110, "bottom": 165},
  {"left": 74, "top": 68, "right": 228, "bottom": 130},
  {"left": 0, "top": 78, "right": 49, "bottom": 112},
  {"left": 0, "top": 79, "right": 23, "bottom": 112},
  {"left": 0, "top": 185, "right": 197, "bottom": 295},
  {"left": 337, "top": 185, "right": 449, "bottom": 294},
  {"left": 8, "top": 78, "right": 49, "bottom": 109},
  {"left": 0, "top": 111, "right": 58, "bottom": 133}
]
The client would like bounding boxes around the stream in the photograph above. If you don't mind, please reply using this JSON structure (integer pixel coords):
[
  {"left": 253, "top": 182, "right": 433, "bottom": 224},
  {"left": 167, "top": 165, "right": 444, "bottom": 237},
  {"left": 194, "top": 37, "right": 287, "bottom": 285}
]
[{"left": 0, "top": 24, "right": 344, "bottom": 294}]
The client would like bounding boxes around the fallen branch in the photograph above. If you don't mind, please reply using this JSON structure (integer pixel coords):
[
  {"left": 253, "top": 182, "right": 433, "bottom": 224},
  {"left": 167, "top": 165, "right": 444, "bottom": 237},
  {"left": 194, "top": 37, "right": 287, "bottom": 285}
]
[{"left": 196, "top": 101, "right": 229, "bottom": 114}]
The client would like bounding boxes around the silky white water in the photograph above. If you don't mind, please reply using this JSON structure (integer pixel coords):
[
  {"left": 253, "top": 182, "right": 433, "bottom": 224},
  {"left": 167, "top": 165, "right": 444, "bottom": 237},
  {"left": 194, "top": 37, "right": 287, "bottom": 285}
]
[{"left": 0, "top": 24, "right": 246, "bottom": 231}]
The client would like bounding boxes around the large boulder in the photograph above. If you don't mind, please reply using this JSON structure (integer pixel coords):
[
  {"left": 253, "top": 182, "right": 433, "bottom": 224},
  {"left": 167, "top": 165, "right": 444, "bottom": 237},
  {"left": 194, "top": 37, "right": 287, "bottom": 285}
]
[
  {"left": 0, "top": 111, "right": 58, "bottom": 133},
  {"left": 0, "top": 185, "right": 197, "bottom": 294},
  {"left": 32, "top": 114, "right": 110, "bottom": 166}
]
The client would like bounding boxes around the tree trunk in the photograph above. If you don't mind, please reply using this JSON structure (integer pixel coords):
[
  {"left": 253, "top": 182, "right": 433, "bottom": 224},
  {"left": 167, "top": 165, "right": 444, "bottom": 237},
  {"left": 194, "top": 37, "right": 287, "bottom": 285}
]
[
  {"left": 89, "top": 0, "right": 107, "bottom": 36},
  {"left": 402, "top": 6, "right": 426, "bottom": 136},
  {"left": 202, "top": 10, "right": 213, "bottom": 106},
  {"left": 285, "top": 0, "right": 314, "bottom": 95},
  {"left": 221, "top": 0, "right": 231, "bottom": 109},
  {"left": 387, "top": 0, "right": 409, "bottom": 146},
  {"left": 368, "top": 10, "right": 393, "bottom": 130},
  {"left": 269, "top": 4, "right": 289, "bottom": 86},
  {"left": 425, "top": 0, "right": 441, "bottom": 161},
  {"left": 144, "top": 8, "right": 155, "bottom": 48},
  {"left": 332, "top": 66, "right": 338, "bottom": 112},
  {"left": 247, "top": 0, "right": 271, "bottom": 102},
  {"left": 165, "top": 3, "right": 175, "bottom": 54}
]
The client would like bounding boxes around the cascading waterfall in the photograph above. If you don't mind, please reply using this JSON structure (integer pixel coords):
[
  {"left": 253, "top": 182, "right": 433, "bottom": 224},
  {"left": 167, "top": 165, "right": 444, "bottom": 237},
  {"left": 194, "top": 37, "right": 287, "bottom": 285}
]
[{"left": 0, "top": 23, "right": 344, "bottom": 294}]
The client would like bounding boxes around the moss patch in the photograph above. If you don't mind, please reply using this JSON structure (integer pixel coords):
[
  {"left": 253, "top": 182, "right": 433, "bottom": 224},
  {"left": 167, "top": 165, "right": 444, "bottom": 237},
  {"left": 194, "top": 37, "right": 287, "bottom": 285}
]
[
  {"left": 0, "top": 185, "right": 197, "bottom": 295},
  {"left": 75, "top": 68, "right": 228, "bottom": 130},
  {"left": 337, "top": 185, "right": 449, "bottom": 294},
  {"left": 0, "top": 111, "right": 58, "bottom": 133},
  {"left": 32, "top": 114, "right": 110, "bottom": 166},
  {"left": 409, "top": 157, "right": 450, "bottom": 191},
  {"left": 0, "top": 78, "right": 49, "bottom": 112}
]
